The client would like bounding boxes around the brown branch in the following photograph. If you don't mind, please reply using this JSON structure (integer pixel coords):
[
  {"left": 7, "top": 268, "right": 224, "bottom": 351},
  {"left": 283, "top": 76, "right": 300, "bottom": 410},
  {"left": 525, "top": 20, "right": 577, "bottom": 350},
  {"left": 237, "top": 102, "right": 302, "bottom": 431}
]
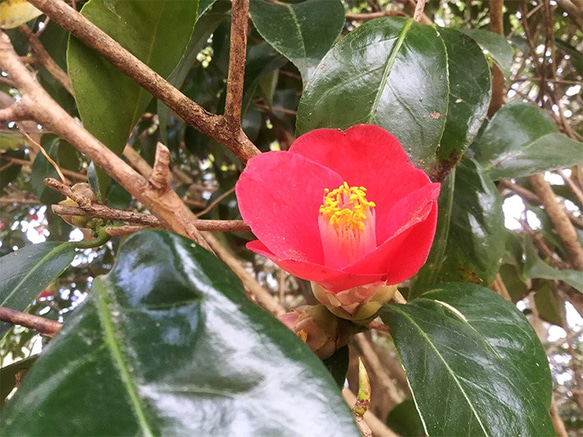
[
  {"left": 0, "top": 32, "right": 211, "bottom": 249},
  {"left": 17, "top": 24, "right": 74, "bottom": 95},
  {"left": 499, "top": 179, "right": 583, "bottom": 229},
  {"left": 560, "top": 170, "right": 583, "bottom": 208},
  {"left": 51, "top": 204, "right": 250, "bottom": 232},
  {"left": 224, "top": 0, "right": 249, "bottom": 130},
  {"left": 0, "top": 306, "right": 62, "bottom": 337},
  {"left": 148, "top": 143, "right": 172, "bottom": 193},
  {"left": 24, "top": 0, "right": 260, "bottom": 163},
  {"left": 0, "top": 101, "right": 29, "bottom": 122},
  {"left": 529, "top": 174, "right": 583, "bottom": 270},
  {"left": 413, "top": 0, "right": 427, "bottom": 22},
  {"left": 202, "top": 232, "right": 285, "bottom": 316},
  {"left": 346, "top": 10, "right": 407, "bottom": 20},
  {"left": 488, "top": 0, "right": 507, "bottom": 116},
  {"left": 196, "top": 187, "right": 235, "bottom": 217}
]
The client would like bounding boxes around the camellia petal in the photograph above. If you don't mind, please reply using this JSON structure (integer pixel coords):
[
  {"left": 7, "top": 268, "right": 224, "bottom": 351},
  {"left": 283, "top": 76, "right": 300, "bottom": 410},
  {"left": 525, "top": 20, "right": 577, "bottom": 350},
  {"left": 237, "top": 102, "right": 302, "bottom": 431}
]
[
  {"left": 236, "top": 124, "right": 440, "bottom": 296},
  {"left": 236, "top": 151, "right": 343, "bottom": 264}
]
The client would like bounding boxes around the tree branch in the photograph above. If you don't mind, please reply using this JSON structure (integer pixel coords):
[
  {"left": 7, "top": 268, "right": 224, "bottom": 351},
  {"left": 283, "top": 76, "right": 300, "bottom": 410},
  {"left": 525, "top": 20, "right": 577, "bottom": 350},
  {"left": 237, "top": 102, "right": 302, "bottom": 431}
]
[
  {"left": 224, "top": 0, "right": 249, "bottom": 130},
  {"left": 24, "top": 0, "right": 260, "bottom": 163},
  {"left": 0, "top": 31, "right": 211, "bottom": 250},
  {"left": 0, "top": 306, "right": 62, "bottom": 337},
  {"left": 488, "top": 0, "right": 506, "bottom": 116},
  {"left": 17, "top": 24, "right": 74, "bottom": 95},
  {"left": 529, "top": 173, "right": 583, "bottom": 270}
]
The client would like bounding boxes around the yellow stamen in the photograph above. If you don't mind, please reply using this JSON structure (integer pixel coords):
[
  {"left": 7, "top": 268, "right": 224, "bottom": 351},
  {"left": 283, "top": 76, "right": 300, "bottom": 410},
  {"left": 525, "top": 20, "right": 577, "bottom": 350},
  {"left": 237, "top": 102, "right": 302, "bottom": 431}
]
[
  {"left": 318, "top": 182, "right": 377, "bottom": 268},
  {"left": 319, "top": 182, "right": 376, "bottom": 233}
]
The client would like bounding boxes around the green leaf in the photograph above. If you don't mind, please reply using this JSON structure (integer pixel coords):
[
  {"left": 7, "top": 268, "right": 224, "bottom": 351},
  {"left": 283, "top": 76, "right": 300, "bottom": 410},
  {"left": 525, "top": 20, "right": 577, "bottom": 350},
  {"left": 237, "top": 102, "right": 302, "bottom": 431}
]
[
  {"left": 67, "top": 0, "right": 199, "bottom": 193},
  {"left": 1, "top": 231, "right": 357, "bottom": 435},
  {"left": 386, "top": 399, "right": 424, "bottom": 437},
  {"left": 0, "top": 242, "right": 76, "bottom": 338},
  {"left": 534, "top": 282, "right": 565, "bottom": 326},
  {"left": 297, "top": 17, "right": 449, "bottom": 173},
  {"left": 410, "top": 159, "right": 506, "bottom": 297},
  {"left": 473, "top": 103, "right": 583, "bottom": 180},
  {"left": 459, "top": 28, "right": 514, "bottom": 77},
  {"left": 381, "top": 283, "right": 553, "bottom": 436},
  {"left": 523, "top": 236, "right": 583, "bottom": 292},
  {"left": 433, "top": 27, "right": 490, "bottom": 181},
  {"left": 249, "top": 0, "right": 344, "bottom": 82},
  {"left": 0, "top": 355, "right": 37, "bottom": 407}
]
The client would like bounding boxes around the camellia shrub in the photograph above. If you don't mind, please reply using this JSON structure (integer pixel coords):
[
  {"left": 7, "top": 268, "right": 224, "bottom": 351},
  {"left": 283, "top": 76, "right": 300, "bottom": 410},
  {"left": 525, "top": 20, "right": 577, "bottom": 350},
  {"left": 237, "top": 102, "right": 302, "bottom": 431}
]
[{"left": 0, "top": 0, "right": 582, "bottom": 436}]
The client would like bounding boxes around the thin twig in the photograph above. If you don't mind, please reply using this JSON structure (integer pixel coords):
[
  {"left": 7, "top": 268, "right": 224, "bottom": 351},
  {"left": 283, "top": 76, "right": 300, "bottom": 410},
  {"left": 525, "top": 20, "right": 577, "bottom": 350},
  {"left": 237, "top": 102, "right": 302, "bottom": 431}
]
[
  {"left": 0, "top": 306, "right": 62, "bottom": 337},
  {"left": 17, "top": 24, "right": 74, "bottom": 95},
  {"left": 346, "top": 10, "right": 407, "bottom": 20},
  {"left": 23, "top": 0, "right": 260, "bottom": 164},
  {"left": 16, "top": 123, "right": 68, "bottom": 184},
  {"left": 529, "top": 174, "right": 583, "bottom": 270},
  {"left": 0, "top": 33, "right": 211, "bottom": 249},
  {"left": 224, "top": 0, "right": 249, "bottom": 130},
  {"left": 412, "top": 0, "right": 427, "bottom": 22},
  {"left": 202, "top": 232, "right": 285, "bottom": 316},
  {"left": 196, "top": 187, "right": 235, "bottom": 217}
]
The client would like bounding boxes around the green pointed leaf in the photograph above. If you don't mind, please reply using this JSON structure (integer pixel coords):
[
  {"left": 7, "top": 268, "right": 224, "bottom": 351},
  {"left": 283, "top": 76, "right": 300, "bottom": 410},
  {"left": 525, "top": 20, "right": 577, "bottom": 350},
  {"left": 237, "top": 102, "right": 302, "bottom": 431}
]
[
  {"left": 473, "top": 103, "right": 583, "bottom": 180},
  {"left": 534, "top": 282, "right": 565, "bottom": 326},
  {"left": 386, "top": 399, "right": 424, "bottom": 437},
  {"left": 433, "top": 27, "right": 490, "bottom": 181},
  {"left": 0, "top": 356, "right": 37, "bottom": 407},
  {"left": 381, "top": 283, "right": 553, "bottom": 436},
  {"left": 249, "top": 0, "right": 344, "bottom": 82},
  {"left": 297, "top": 17, "right": 449, "bottom": 172},
  {"left": 523, "top": 236, "right": 583, "bottom": 292},
  {"left": 1, "top": 231, "right": 357, "bottom": 435},
  {"left": 67, "top": 0, "right": 199, "bottom": 193},
  {"left": 410, "top": 159, "right": 506, "bottom": 297},
  {"left": 0, "top": 242, "right": 75, "bottom": 338},
  {"left": 459, "top": 28, "right": 514, "bottom": 77}
]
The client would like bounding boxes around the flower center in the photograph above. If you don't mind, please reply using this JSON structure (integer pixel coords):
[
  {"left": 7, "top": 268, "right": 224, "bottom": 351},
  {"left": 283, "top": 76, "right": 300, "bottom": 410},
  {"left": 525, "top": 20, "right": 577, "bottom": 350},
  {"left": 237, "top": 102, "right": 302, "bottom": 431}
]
[{"left": 318, "top": 182, "right": 376, "bottom": 268}]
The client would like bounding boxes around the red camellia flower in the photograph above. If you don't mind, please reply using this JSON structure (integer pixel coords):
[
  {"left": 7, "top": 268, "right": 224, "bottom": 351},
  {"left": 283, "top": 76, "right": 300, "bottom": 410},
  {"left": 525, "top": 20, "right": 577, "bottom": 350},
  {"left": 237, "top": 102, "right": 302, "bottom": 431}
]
[{"left": 236, "top": 125, "right": 440, "bottom": 321}]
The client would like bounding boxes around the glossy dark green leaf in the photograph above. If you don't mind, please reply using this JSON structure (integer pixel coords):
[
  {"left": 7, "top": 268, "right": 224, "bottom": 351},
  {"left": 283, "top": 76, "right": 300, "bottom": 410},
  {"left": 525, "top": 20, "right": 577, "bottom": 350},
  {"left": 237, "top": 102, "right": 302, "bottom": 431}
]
[
  {"left": 534, "top": 282, "right": 565, "bottom": 326},
  {"left": 0, "top": 242, "right": 75, "bottom": 338},
  {"left": 381, "top": 283, "right": 553, "bottom": 436},
  {"left": 523, "top": 236, "right": 583, "bottom": 292},
  {"left": 433, "top": 27, "right": 490, "bottom": 181},
  {"left": 473, "top": 103, "right": 583, "bottom": 180},
  {"left": 459, "top": 28, "right": 514, "bottom": 77},
  {"left": 249, "top": 0, "right": 344, "bottom": 82},
  {"left": 1, "top": 231, "right": 357, "bottom": 435},
  {"left": 386, "top": 399, "right": 424, "bottom": 437},
  {"left": 67, "top": 0, "right": 199, "bottom": 193},
  {"left": 297, "top": 17, "right": 449, "bottom": 172},
  {"left": 241, "top": 42, "right": 288, "bottom": 114},
  {"left": 0, "top": 355, "right": 37, "bottom": 407},
  {"left": 410, "top": 159, "right": 506, "bottom": 297}
]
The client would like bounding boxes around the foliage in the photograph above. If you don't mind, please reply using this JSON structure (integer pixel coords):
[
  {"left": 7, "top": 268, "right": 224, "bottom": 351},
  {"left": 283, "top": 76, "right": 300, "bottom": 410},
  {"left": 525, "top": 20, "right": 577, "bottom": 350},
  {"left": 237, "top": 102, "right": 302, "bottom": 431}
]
[{"left": 0, "top": 0, "right": 582, "bottom": 435}]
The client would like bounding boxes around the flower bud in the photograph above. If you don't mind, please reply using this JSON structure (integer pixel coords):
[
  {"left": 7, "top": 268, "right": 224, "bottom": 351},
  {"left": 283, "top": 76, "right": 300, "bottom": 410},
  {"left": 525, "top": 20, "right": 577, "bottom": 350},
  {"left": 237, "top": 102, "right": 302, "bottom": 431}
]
[
  {"left": 58, "top": 183, "right": 96, "bottom": 228},
  {"left": 279, "top": 305, "right": 356, "bottom": 360},
  {"left": 311, "top": 282, "right": 398, "bottom": 324}
]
